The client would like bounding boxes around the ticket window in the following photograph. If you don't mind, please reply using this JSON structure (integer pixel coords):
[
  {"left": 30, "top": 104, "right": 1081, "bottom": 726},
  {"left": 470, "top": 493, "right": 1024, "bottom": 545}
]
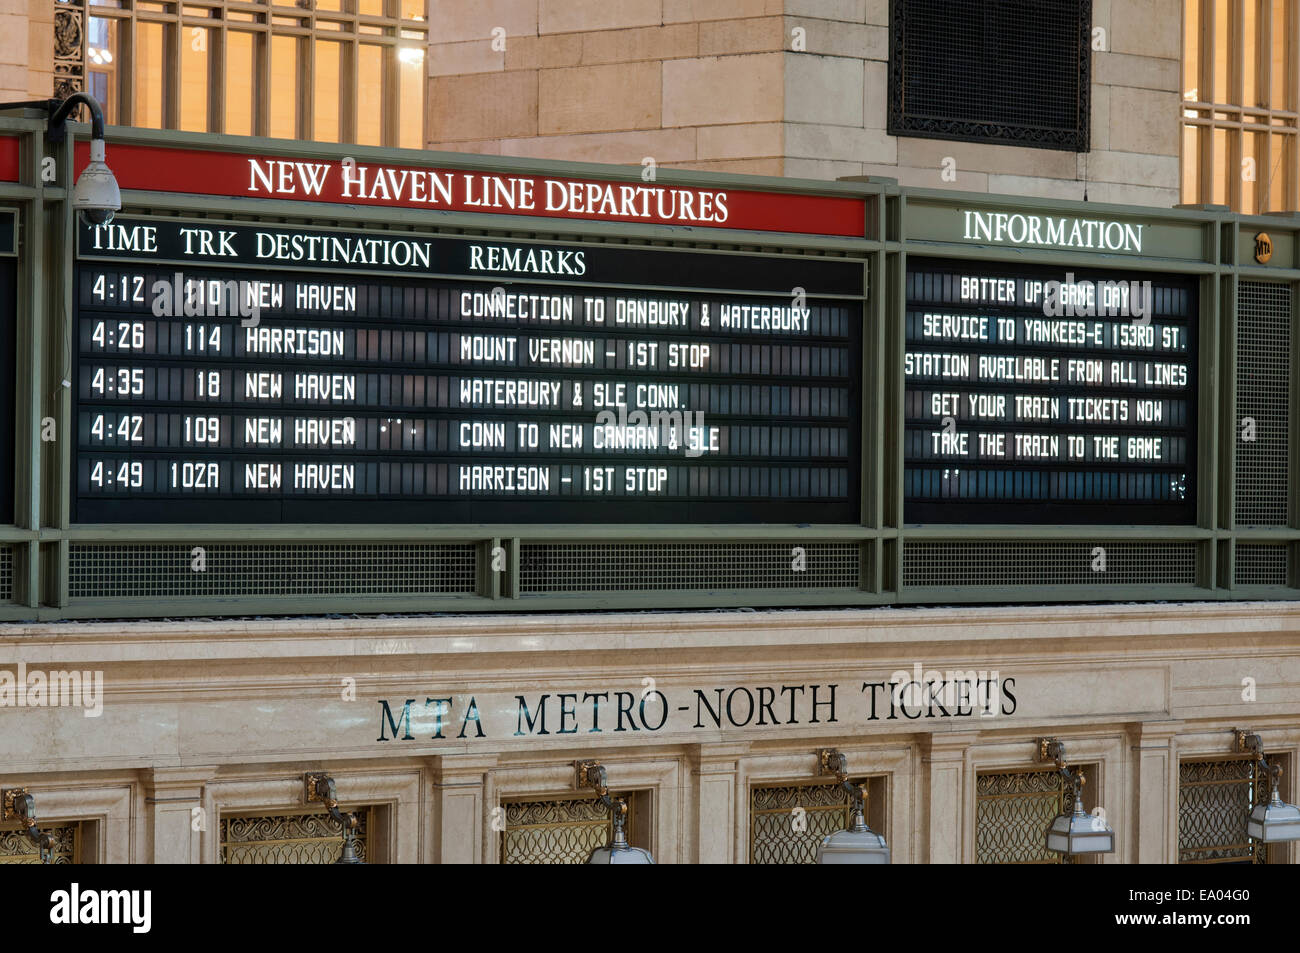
[
  {"left": 749, "top": 776, "right": 888, "bottom": 864},
  {"left": 975, "top": 764, "right": 1100, "bottom": 865},
  {"left": 219, "top": 806, "right": 386, "bottom": 864},
  {"left": 499, "top": 790, "right": 651, "bottom": 864},
  {"left": 1179, "top": 754, "right": 1289, "bottom": 864},
  {"left": 0, "top": 819, "right": 83, "bottom": 864}
]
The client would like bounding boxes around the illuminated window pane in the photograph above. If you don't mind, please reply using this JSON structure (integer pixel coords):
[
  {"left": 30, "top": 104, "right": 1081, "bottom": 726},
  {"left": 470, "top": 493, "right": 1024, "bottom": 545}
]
[
  {"left": 181, "top": 26, "right": 210, "bottom": 132},
  {"left": 316, "top": 0, "right": 340, "bottom": 10},
  {"left": 359, "top": 0, "right": 384, "bottom": 15},
  {"left": 1183, "top": 0, "right": 1199, "bottom": 100},
  {"left": 227, "top": 31, "right": 257, "bottom": 136},
  {"left": 1212, "top": 127, "right": 1228, "bottom": 206},
  {"left": 1242, "top": 130, "right": 1261, "bottom": 214},
  {"left": 1244, "top": 0, "right": 1258, "bottom": 107},
  {"left": 1267, "top": 134, "right": 1291, "bottom": 211},
  {"left": 1272, "top": 0, "right": 1290, "bottom": 109},
  {"left": 314, "top": 39, "right": 342, "bottom": 142},
  {"left": 1213, "top": 0, "right": 1230, "bottom": 103},
  {"left": 357, "top": 44, "right": 384, "bottom": 146},
  {"left": 270, "top": 35, "right": 298, "bottom": 139},
  {"left": 399, "top": 45, "right": 423, "bottom": 149},
  {"left": 401, "top": 0, "right": 424, "bottom": 19},
  {"left": 1182, "top": 124, "right": 1201, "bottom": 205},
  {"left": 133, "top": 21, "right": 167, "bottom": 129},
  {"left": 87, "top": 17, "right": 120, "bottom": 124}
]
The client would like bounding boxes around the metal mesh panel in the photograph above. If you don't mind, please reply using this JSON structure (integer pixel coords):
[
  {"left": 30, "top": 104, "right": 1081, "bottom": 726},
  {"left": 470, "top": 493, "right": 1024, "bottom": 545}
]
[
  {"left": 518, "top": 542, "right": 860, "bottom": 593},
  {"left": 750, "top": 782, "right": 854, "bottom": 865},
  {"left": 1178, "top": 758, "right": 1265, "bottom": 864},
  {"left": 975, "top": 770, "right": 1068, "bottom": 865},
  {"left": 0, "top": 822, "right": 79, "bottom": 864},
  {"left": 1234, "top": 544, "right": 1290, "bottom": 587},
  {"left": 890, "top": 0, "right": 1091, "bottom": 150},
  {"left": 219, "top": 809, "right": 370, "bottom": 864},
  {"left": 1236, "top": 281, "right": 1291, "bottom": 526},
  {"left": 0, "top": 545, "right": 12, "bottom": 601},
  {"left": 69, "top": 542, "right": 477, "bottom": 598},
  {"left": 500, "top": 796, "right": 627, "bottom": 865},
  {"left": 903, "top": 541, "right": 1197, "bottom": 587}
]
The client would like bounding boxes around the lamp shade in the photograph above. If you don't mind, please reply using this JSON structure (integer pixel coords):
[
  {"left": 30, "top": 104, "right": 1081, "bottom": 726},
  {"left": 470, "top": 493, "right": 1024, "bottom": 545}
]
[
  {"left": 815, "top": 809, "right": 891, "bottom": 864},
  {"left": 585, "top": 816, "right": 655, "bottom": 864},
  {"left": 1045, "top": 794, "right": 1114, "bottom": 855},
  {"left": 1246, "top": 787, "right": 1300, "bottom": 843}
]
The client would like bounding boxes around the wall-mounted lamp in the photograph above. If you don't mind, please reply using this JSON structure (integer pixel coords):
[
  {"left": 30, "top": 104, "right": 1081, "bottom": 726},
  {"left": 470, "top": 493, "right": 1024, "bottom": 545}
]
[
  {"left": 1, "top": 788, "right": 55, "bottom": 864},
  {"left": 1234, "top": 730, "right": 1300, "bottom": 843},
  {"left": 1035, "top": 737, "right": 1114, "bottom": 856},
  {"left": 575, "top": 759, "right": 654, "bottom": 864},
  {"left": 814, "top": 748, "right": 890, "bottom": 864},
  {"left": 304, "top": 772, "right": 364, "bottom": 865}
]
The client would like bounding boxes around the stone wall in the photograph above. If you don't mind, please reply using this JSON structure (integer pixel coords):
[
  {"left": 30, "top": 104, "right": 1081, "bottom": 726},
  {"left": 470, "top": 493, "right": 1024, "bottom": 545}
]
[
  {"left": 0, "top": 0, "right": 53, "bottom": 101},
  {"left": 427, "top": 0, "right": 1183, "bottom": 207}
]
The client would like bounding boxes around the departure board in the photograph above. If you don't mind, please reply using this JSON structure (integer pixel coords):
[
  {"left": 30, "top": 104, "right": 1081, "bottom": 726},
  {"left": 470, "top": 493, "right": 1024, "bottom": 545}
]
[
  {"left": 904, "top": 258, "right": 1197, "bottom": 524},
  {"left": 73, "top": 218, "right": 862, "bottom": 523}
]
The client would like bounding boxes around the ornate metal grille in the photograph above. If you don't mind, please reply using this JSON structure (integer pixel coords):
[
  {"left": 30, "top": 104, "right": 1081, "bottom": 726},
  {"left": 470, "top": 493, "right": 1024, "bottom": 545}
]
[
  {"left": 54, "top": 0, "right": 87, "bottom": 99},
  {"left": 749, "top": 782, "right": 856, "bottom": 864},
  {"left": 975, "top": 769, "right": 1070, "bottom": 864},
  {"left": 1235, "top": 281, "right": 1291, "bottom": 526},
  {"left": 500, "top": 795, "right": 634, "bottom": 865},
  {"left": 889, "top": 0, "right": 1092, "bottom": 151},
  {"left": 219, "top": 809, "right": 370, "bottom": 864},
  {"left": 1178, "top": 758, "right": 1267, "bottom": 864},
  {"left": 0, "top": 822, "right": 79, "bottom": 864}
]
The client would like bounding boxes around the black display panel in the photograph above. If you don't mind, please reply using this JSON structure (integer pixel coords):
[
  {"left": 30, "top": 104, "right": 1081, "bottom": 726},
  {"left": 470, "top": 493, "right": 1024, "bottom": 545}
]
[
  {"left": 73, "top": 218, "right": 863, "bottom": 523},
  {"left": 904, "top": 258, "right": 1197, "bottom": 524},
  {"left": 0, "top": 217, "right": 14, "bottom": 526}
]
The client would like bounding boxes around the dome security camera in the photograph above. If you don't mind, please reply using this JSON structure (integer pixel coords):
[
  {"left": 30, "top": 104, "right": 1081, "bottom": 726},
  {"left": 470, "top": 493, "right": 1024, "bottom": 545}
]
[{"left": 73, "top": 138, "right": 120, "bottom": 227}]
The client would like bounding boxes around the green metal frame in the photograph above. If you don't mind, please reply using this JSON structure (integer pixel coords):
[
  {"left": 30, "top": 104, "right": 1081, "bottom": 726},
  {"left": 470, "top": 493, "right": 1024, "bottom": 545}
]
[{"left": 0, "top": 121, "right": 1295, "bottom": 619}]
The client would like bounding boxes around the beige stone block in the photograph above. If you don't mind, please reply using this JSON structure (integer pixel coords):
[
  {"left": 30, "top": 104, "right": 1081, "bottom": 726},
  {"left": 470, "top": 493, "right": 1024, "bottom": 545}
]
[
  {"left": 582, "top": 24, "right": 699, "bottom": 65},
  {"left": 504, "top": 33, "right": 583, "bottom": 70},
  {"left": 896, "top": 137, "right": 1078, "bottom": 179},
  {"left": 539, "top": 61, "right": 661, "bottom": 134},
  {"left": 429, "top": 0, "right": 539, "bottom": 45},
  {"left": 788, "top": 17, "right": 886, "bottom": 60},
  {"left": 428, "top": 40, "right": 504, "bottom": 76},
  {"left": 1110, "top": 0, "right": 1180, "bottom": 60},
  {"left": 28, "top": 0, "right": 55, "bottom": 21},
  {"left": 0, "top": 15, "right": 27, "bottom": 64},
  {"left": 1085, "top": 181, "right": 1180, "bottom": 209},
  {"left": 699, "top": 17, "right": 783, "bottom": 56},
  {"left": 429, "top": 70, "right": 537, "bottom": 141},
  {"left": 540, "top": 0, "right": 660, "bottom": 34},
  {"left": 863, "top": 161, "right": 990, "bottom": 192},
  {"left": 864, "top": 0, "right": 887, "bottom": 25},
  {"left": 696, "top": 121, "right": 783, "bottom": 160},
  {"left": 1087, "top": 149, "right": 1180, "bottom": 189},
  {"left": 1093, "top": 0, "right": 1111, "bottom": 35},
  {"left": 427, "top": 139, "right": 504, "bottom": 155},
  {"left": 499, "top": 127, "right": 696, "bottom": 164},
  {"left": 987, "top": 174, "right": 1087, "bottom": 201},
  {"left": 786, "top": 0, "right": 866, "bottom": 23},
  {"left": 1109, "top": 85, "right": 1179, "bottom": 156},
  {"left": 786, "top": 157, "right": 865, "bottom": 180},
  {"left": 864, "top": 58, "right": 886, "bottom": 128},
  {"left": 663, "top": 53, "right": 783, "bottom": 126},
  {"left": 1095, "top": 52, "right": 1179, "bottom": 92},
  {"left": 785, "top": 54, "right": 863, "bottom": 126},
  {"left": 27, "top": 68, "right": 51, "bottom": 99},
  {"left": 787, "top": 122, "right": 895, "bottom": 163},
  {"left": 0, "top": 63, "right": 26, "bottom": 96},
  {"left": 663, "top": 0, "right": 784, "bottom": 22},
  {"left": 27, "top": 20, "right": 52, "bottom": 73},
  {"left": 666, "top": 157, "right": 785, "bottom": 175},
  {"left": 1090, "top": 83, "right": 1110, "bottom": 151}
]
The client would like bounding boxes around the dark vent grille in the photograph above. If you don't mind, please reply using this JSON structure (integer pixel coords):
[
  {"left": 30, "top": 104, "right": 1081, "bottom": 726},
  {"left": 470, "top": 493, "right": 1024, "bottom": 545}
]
[
  {"left": 519, "top": 542, "right": 860, "bottom": 593},
  {"left": 889, "top": 0, "right": 1091, "bottom": 151},
  {"left": 1236, "top": 281, "right": 1291, "bottom": 526},
  {"left": 1234, "top": 544, "right": 1289, "bottom": 587},
  {"left": 0, "top": 545, "right": 12, "bottom": 601},
  {"left": 69, "top": 543, "right": 477, "bottom": 598},
  {"left": 903, "top": 541, "right": 1197, "bottom": 587}
]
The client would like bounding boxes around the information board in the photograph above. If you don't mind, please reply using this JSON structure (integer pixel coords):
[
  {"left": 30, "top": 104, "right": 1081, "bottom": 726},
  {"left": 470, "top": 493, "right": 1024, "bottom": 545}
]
[
  {"left": 904, "top": 258, "right": 1197, "bottom": 523},
  {"left": 73, "top": 218, "right": 863, "bottom": 523}
]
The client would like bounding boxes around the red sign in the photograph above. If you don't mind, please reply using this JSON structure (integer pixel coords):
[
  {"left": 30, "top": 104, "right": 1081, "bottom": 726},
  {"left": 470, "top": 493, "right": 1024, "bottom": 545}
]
[
  {"left": 0, "top": 137, "right": 18, "bottom": 182},
  {"left": 76, "top": 141, "right": 866, "bottom": 238}
]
